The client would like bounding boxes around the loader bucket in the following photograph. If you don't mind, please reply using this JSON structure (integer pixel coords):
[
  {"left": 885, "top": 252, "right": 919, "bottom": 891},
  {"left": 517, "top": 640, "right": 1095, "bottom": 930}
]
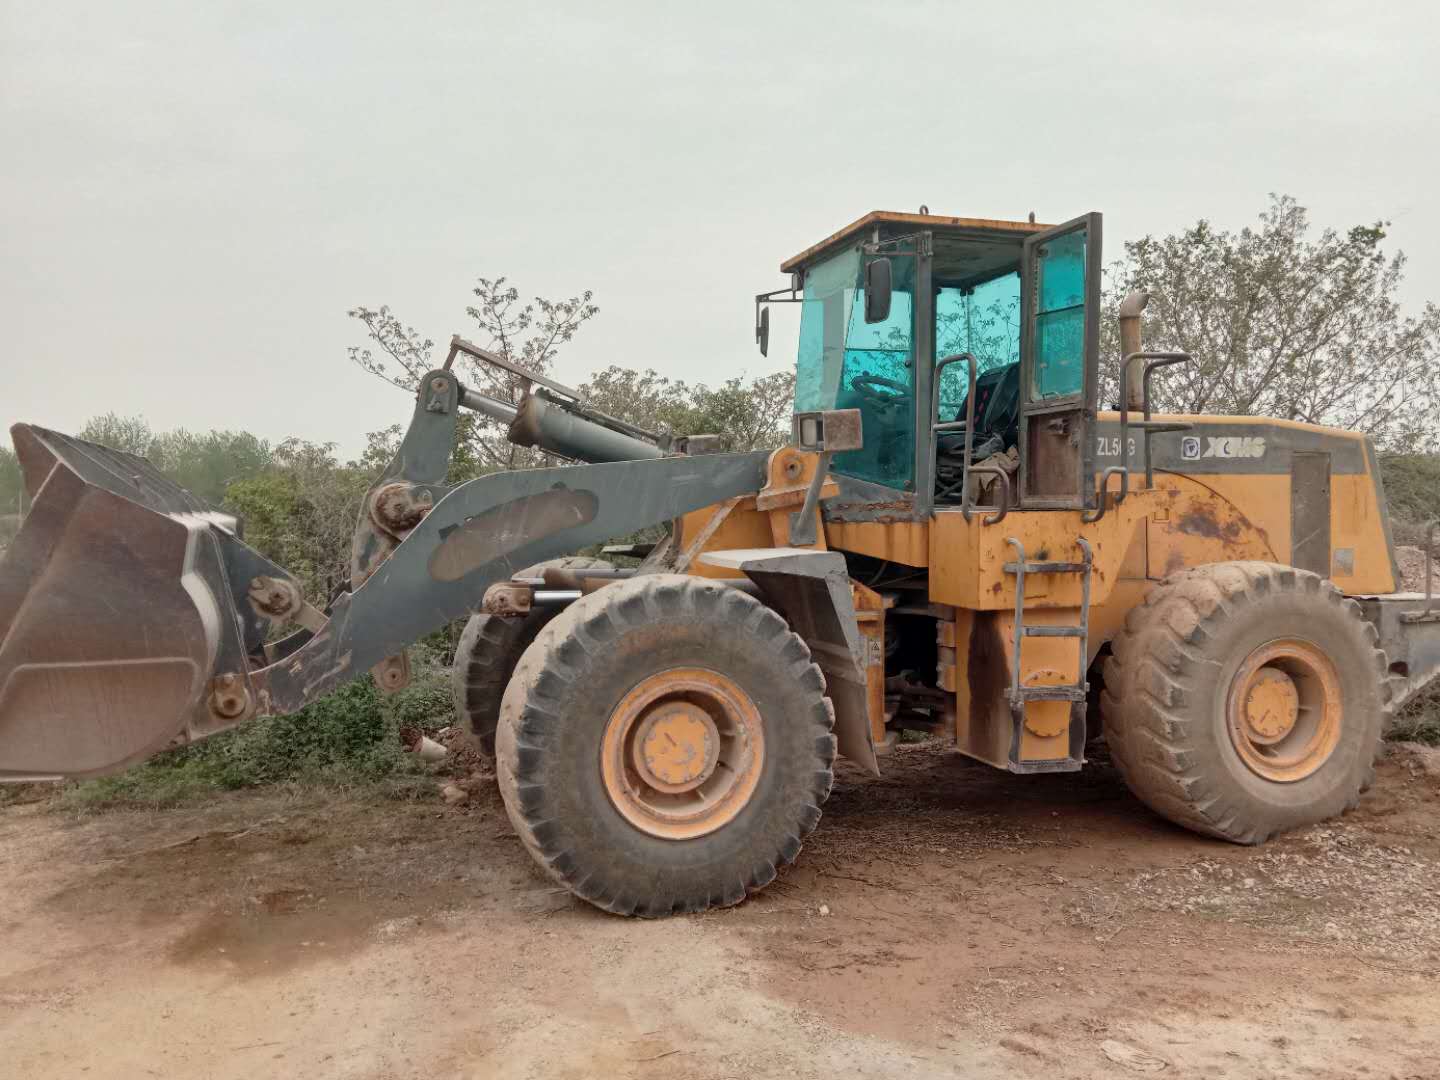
[{"left": 0, "top": 424, "right": 259, "bottom": 781}]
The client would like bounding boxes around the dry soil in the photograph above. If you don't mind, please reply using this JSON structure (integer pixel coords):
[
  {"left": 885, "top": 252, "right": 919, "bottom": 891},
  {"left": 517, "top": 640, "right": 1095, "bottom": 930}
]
[{"left": 2, "top": 742, "right": 1439, "bottom": 1079}]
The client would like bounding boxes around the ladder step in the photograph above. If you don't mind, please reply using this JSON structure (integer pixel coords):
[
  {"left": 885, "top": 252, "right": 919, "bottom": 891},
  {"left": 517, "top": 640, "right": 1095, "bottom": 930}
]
[
  {"left": 1015, "top": 687, "right": 1087, "bottom": 702},
  {"left": 1023, "top": 626, "right": 1084, "bottom": 638},
  {"left": 1002, "top": 561, "right": 1088, "bottom": 574}
]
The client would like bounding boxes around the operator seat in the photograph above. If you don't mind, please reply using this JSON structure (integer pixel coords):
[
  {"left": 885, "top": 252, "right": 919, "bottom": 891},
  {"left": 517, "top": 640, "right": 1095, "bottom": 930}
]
[
  {"left": 937, "top": 361, "right": 1022, "bottom": 461},
  {"left": 934, "top": 361, "right": 1022, "bottom": 504}
]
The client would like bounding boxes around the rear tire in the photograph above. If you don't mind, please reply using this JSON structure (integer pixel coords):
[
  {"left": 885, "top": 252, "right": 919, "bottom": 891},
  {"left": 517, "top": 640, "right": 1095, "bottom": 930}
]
[
  {"left": 496, "top": 574, "right": 836, "bottom": 916},
  {"left": 1101, "top": 562, "right": 1390, "bottom": 844},
  {"left": 451, "top": 557, "right": 611, "bottom": 758}
]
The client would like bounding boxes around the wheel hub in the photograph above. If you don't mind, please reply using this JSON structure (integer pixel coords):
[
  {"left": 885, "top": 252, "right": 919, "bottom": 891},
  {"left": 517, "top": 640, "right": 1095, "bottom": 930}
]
[
  {"left": 633, "top": 703, "right": 719, "bottom": 792},
  {"left": 1241, "top": 666, "right": 1300, "bottom": 744},
  {"left": 600, "top": 667, "right": 765, "bottom": 840},
  {"left": 1226, "top": 639, "right": 1342, "bottom": 783}
]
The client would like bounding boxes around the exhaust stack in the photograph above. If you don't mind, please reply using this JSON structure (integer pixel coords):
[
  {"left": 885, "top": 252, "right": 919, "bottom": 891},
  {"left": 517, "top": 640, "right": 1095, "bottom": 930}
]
[{"left": 1118, "top": 289, "right": 1150, "bottom": 410}]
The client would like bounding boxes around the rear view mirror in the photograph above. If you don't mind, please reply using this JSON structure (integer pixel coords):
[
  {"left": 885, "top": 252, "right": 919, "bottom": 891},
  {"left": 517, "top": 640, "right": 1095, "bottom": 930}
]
[
  {"left": 756, "top": 306, "right": 770, "bottom": 357},
  {"left": 864, "top": 258, "right": 892, "bottom": 324}
]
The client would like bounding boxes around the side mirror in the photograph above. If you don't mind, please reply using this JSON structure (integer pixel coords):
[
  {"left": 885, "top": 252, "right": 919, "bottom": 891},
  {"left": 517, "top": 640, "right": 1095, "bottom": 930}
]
[
  {"left": 864, "top": 258, "right": 892, "bottom": 324},
  {"left": 756, "top": 306, "right": 770, "bottom": 357}
]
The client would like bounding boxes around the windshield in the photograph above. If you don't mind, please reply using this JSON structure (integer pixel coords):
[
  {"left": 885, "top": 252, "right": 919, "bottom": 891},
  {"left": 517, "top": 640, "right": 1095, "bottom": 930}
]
[{"left": 795, "top": 247, "right": 916, "bottom": 489}]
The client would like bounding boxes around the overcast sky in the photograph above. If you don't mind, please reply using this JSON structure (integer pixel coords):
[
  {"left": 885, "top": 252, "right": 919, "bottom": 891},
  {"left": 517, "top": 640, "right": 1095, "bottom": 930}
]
[{"left": 4, "top": 2, "right": 1438, "bottom": 458}]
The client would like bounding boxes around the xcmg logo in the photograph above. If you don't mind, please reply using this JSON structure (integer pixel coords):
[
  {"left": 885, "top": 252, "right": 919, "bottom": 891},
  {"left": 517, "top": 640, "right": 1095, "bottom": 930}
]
[{"left": 1182, "top": 435, "right": 1267, "bottom": 460}]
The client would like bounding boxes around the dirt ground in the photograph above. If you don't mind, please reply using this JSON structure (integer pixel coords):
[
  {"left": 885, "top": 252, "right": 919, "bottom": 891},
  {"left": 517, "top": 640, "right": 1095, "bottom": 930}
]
[{"left": 2, "top": 743, "right": 1439, "bottom": 1080}]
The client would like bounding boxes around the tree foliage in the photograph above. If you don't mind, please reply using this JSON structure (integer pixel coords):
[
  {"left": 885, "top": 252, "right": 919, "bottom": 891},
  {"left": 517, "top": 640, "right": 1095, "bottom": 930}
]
[
  {"left": 578, "top": 367, "right": 795, "bottom": 451},
  {"left": 221, "top": 439, "right": 371, "bottom": 601},
  {"left": 1103, "top": 195, "right": 1440, "bottom": 450},
  {"left": 73, "top": 414, "right": 273, "bottom": 504},
  {"left": 348, "top": 277, "right": 601, "bottom": 472},
  {"left": 349, "top": 277, "right": 795, "bottom": 458}
]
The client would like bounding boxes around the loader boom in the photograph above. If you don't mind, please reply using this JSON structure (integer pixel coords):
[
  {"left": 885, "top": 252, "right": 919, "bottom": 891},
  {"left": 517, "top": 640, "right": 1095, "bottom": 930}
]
[{"left": 0, "top": 358, "right": 782, "bottom": 780}]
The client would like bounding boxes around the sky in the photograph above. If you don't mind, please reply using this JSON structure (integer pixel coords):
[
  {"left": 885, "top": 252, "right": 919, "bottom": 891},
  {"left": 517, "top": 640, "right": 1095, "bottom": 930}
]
[{"left": 4, "top": 1, "right": 1438, "bottom": 459}]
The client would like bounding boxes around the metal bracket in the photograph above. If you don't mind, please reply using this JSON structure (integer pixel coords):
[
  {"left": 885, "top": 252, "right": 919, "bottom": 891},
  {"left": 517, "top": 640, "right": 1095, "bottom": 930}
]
[
  {"left": 1118, "top": 351, "right": 1194, "bottom": 489},
  {"left": 788, "top": 452, "right": 832, "bottom": 547},
  {"left": 1081, "top": 465, "right": 1130, "bottom": 524},
  {"left": 1402, "top": 520, "right": 1439, "bottom": 624}
]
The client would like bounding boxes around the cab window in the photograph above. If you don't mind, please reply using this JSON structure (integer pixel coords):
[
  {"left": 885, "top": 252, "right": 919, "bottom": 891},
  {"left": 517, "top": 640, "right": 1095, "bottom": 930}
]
[
  {"left": 794, "top": 248, "right": 916, "bottom": 489},
  {"left": 1031, "top": 230, "right": 1087, "bottom": 400},
  {"left": 934, "top": 270, "right": 1021, "bottom": 418}
]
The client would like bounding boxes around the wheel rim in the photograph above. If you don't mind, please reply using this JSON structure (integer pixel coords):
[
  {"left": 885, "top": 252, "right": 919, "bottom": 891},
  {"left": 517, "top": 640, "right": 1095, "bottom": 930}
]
[
  {"left": 1225, "top": 638, "right": 1342, "bottom": 782},
  {"left": 600, "top": 667, "right": 765, "bottom": 839}
]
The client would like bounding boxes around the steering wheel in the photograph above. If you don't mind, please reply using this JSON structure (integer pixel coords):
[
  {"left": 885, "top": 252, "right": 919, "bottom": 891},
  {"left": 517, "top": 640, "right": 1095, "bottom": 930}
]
[{"left": 850, "top": 374, "right": 910, "bottom": 407}]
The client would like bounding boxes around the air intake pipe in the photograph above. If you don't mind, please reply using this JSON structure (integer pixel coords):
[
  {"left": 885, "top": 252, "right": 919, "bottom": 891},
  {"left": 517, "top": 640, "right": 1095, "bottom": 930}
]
[{"left": 1118, "top": 289, "right": 1150, "bottom": 411}]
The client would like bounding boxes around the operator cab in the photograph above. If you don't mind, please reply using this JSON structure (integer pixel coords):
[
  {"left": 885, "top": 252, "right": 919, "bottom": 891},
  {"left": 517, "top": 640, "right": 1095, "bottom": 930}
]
[{"left": 757, "top": 210, "right": 1101, "bottom": 517}]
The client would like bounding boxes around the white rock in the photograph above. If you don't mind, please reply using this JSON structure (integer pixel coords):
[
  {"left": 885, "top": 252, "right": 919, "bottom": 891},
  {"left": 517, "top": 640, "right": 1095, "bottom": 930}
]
[{"left": 1101, "top": 1039, "right": 1168, "bottom": 1072}]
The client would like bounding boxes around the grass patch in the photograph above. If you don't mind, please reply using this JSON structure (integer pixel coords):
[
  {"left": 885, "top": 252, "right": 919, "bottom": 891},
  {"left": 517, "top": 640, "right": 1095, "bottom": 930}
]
[{"left": 54, "top": 647, "right": 457, "bottom": 812}]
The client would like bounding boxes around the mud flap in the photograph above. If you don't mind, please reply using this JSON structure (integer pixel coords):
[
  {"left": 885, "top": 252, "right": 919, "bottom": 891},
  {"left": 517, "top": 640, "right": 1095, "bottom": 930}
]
[{"left": 698, "top": 548, "right": 879, "bottom": 776}]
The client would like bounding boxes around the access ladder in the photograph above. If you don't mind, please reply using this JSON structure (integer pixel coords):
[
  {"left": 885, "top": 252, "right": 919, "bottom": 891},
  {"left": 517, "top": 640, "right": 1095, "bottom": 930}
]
[{"left": 1002, "top": 536, "right": 1093, "bottom": 772}]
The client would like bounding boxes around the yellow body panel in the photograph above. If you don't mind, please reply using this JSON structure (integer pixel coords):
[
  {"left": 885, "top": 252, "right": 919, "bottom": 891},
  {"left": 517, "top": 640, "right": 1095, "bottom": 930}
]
[
  {"left": 677, "top": 415, "right": 1398, "bottom": 771},
  {"left": 824, "top": 520, "right": 929, "bottom": 567}
]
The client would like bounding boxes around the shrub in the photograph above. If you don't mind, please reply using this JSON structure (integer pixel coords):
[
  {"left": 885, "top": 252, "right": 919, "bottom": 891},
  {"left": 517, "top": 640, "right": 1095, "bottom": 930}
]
[
  {"left": 1379, "top": 453, "right": 1440, "bottom": 546},
  {"left": 57, "top": 645, "right": 457, "bottom": 810}
]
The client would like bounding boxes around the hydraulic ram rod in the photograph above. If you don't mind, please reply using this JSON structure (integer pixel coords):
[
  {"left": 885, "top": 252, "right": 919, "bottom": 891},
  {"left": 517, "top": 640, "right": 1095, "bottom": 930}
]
[
  {"left": 458, "top": 386, "right": 519, "bottom": 425},
  {"left": 458, "top": 385, "right": 663, "bottom": 464}
]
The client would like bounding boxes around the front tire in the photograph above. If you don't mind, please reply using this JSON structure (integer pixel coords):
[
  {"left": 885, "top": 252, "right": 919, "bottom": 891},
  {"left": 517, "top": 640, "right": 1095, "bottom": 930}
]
[
  {"left": 1102, "top": 562, "right": 1391, "bottom": 844},
  {"left": 496, "top": 574, "right": 836, "bottom": 916},
  {"left": 451, "top": 557, "right": 611, "bottom": 758}
]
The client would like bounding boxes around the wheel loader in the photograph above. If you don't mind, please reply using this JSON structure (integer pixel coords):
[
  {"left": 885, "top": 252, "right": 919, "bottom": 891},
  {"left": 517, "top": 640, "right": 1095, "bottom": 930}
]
[{"left": 4, "top": 209, "right": 1438, "bottom": 917}]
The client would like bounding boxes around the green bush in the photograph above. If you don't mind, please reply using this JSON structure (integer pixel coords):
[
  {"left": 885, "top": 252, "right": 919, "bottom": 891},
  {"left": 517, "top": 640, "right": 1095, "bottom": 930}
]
[
  {"left": 58, "top": 646, "right": 457, "bottom": 810},
  {"left": 1379, "top": 453, "right": 1440, "bottom": 545}
]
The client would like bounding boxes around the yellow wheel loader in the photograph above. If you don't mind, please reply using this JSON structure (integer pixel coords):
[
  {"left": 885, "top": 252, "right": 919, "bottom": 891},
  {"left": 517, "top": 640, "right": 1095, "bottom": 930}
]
[{"left": 3, "top": 209, "right": 1437, "bottom": 917}]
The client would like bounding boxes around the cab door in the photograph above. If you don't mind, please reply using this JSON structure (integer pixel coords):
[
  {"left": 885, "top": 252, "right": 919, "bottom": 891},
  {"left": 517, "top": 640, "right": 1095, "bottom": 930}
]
[{"left": 1017, "top": 214, "right": 1102, "bottom": 509}]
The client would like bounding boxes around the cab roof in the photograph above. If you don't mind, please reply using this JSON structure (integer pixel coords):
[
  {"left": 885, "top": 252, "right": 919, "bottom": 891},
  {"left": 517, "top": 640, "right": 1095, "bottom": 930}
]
[{"left": 780, "top": 210, "right": 1052, "bottom": 275}]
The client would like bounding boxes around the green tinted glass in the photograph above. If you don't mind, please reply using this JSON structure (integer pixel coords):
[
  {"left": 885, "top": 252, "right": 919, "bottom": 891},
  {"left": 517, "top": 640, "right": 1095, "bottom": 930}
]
[
  {"left": 795, "top": 248, "right": 860, "bottom": 412},
  {"left": 1031, "top": 229, "right": 1086, "bottom": 400},
  {"left": 792, "top": 247, "right": 916, "bottom": 489},
  {"left": 837, "top": 256, "right": 915, "bottom": 487},
  {"left": 935, "top": 271, "right": 1020, "bottom": 418}
]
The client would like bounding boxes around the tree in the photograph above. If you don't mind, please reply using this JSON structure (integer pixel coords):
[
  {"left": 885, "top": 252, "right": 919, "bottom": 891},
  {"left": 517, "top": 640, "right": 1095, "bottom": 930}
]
[
  {"left": 69, "top": 416, "right": 274, "bottom": 504},
  {"left": 0, "top": 444, "right": 20, "bottom": 550},
  {"left": 77, "top": 413, "right": 156, "bottom": 457},
  {"left": 149, "top": 429, "right": 273, "bottom": 505},
  {"left": 577, "top": 367, "right": 795, "bottom": 451},
  {"left": 1103, "top": 195, "right": 1440, "bottom": 450},
  {"left": 348, "top": 277, "right": 600, "bottom": 471},
  {"left": 682, "top": 372, "right": 796, "bottom": 451},
  {"left": 222, "top": 438, "right": 369, "bottom": 601}
]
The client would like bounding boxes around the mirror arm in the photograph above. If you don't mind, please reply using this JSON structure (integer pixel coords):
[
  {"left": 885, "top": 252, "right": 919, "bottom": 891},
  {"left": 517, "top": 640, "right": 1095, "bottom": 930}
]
[{"left": 754, "top": 286, "right": 803, "bottom": 357}]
